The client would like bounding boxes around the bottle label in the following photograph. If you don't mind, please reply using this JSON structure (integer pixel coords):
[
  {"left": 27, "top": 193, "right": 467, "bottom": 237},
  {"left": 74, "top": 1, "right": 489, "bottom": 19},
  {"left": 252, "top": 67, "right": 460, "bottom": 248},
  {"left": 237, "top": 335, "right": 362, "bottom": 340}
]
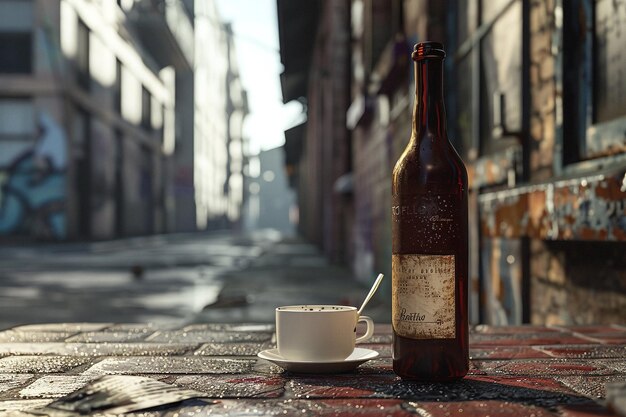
[{"left": 392, "top": 254, "right": 455, "bottom": 339}]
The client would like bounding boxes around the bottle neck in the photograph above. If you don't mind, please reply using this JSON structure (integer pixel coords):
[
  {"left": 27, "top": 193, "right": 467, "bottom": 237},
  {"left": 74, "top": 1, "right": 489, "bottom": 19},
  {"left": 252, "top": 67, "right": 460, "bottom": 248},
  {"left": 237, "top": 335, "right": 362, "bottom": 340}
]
[{"left": 412, "top": 58, "right": 447, "bottom": 139}]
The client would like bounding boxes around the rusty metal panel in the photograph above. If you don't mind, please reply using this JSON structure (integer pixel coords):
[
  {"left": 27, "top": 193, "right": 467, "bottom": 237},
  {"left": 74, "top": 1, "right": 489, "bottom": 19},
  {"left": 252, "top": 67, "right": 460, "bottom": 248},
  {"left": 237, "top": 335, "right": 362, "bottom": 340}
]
[
  {"left": 587, "top": 118, "right": 626, "bottom": 159},
  {"left": 480, "top": 237, "right": 523, "bottom": 325},
  {"left": 479, "top": 170, "right": 626, "bottom": 240},
  {"left": 467, "top": 145, "right": 522, "bottom": 189}
]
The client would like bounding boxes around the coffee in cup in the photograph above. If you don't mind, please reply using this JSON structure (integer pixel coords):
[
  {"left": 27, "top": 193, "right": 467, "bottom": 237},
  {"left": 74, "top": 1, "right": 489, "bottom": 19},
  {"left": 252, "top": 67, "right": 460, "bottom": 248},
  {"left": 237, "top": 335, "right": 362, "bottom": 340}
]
[{"left": 275, "top": 305, "right": 374, "bottom": 361}]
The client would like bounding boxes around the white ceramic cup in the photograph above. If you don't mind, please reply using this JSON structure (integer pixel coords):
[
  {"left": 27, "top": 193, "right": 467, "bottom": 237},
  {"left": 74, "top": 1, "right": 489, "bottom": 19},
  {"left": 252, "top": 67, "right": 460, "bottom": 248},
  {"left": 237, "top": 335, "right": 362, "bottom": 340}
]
[{"left": 275, "top": 305, "right": 375, "bottom": 362}]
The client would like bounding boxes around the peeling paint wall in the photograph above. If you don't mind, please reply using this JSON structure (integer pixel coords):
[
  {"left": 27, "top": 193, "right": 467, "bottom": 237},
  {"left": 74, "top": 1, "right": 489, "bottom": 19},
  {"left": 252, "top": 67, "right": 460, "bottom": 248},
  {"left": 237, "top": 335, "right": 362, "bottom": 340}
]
[
  {"left": 479, "top": 172, "right": 626, "bottom": 241},
  {"left": 287, "top": 0, "right": 626, "bottom": 325},
  {"left": 474, "top": 0, "right": 626, "bottom": 325}
]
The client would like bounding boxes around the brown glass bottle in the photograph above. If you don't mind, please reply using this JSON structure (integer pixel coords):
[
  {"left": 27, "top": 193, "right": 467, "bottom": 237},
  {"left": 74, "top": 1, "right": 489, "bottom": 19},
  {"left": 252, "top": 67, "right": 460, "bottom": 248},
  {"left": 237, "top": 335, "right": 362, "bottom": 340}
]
[{"left": 391, "top": 42, "right": 468, "bottom": 381}]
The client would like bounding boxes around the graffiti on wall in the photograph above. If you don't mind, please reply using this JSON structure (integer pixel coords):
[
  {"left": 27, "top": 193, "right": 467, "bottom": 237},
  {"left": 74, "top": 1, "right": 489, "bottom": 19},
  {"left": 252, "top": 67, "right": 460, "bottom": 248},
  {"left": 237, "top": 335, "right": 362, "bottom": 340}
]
[{"left": 0, "top": 111, "right": 67, "bottom": 239}]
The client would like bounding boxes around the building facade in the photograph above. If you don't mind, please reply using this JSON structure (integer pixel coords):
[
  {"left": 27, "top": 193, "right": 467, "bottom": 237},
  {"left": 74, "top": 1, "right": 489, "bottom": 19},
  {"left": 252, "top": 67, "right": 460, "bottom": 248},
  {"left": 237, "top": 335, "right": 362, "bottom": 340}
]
[
  {"left": 279, "top": 0, "right": 626, "bottom": 324},
  {"left": 278, "top": 0, "right": 352, "bottom": 264},
  {"left": 224, "top": 23, "right": 248, "bottom": 231},
  {"left": 0, "top": 0, "right": 247, "bottom": 240},
  {"left": 172, "top": 2, "right": 248, "bottom": 232},
  {"left": 0, "top": 0, "right": 177, "bottom": 240}
]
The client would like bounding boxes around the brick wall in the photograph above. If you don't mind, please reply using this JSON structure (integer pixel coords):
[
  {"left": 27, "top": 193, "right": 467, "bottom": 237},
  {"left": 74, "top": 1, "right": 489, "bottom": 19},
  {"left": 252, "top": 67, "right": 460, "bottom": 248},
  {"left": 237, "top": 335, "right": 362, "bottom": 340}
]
[
  {"left": 352, "top": 108, "right": 393, "bottom": 284},
  {"left": 531, "top": 240, "right": 626, "bottom": 324},
  {"left": 351, "top": 1, "right": 438, "bottom": 291},
  {"left": 299, "top": 0, "right": 352, "bottom": 264},
  {"left": 529, "top": 0, "right": 557, "bottom": 182},
  {"left": 289, "top": 0, "right": 626, "bottom": 324},
  {"left": 526, "top": 0, "right": 626, "bottom": 324}
]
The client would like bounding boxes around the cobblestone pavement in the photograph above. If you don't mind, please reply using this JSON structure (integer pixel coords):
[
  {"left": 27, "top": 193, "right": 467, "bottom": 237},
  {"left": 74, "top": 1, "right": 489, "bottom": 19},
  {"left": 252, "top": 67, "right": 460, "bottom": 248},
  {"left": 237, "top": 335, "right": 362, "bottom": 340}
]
[{"left": 0, "top": 323, "right": 624, "bottom": 416}]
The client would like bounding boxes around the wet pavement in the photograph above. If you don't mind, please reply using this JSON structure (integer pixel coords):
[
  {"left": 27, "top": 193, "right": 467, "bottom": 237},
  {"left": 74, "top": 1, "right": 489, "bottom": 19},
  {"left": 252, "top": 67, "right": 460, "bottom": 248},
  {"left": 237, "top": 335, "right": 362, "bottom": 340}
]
[
  {"left": 0, "top": 230, "right": 390, "bottom": 330},
  {"left": 0, "top": 233, "right": 624, "bottom": 415},
  {"left": 0, "top": 323, "right": 623, "bottom": 416}
]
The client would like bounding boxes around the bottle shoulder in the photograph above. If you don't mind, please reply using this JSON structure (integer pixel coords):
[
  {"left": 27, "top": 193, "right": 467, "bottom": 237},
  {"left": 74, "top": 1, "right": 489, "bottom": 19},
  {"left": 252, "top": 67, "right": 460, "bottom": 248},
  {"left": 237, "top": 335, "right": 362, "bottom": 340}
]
[{"left": 393, "top": 138, "right": 467, "bottom": 194}]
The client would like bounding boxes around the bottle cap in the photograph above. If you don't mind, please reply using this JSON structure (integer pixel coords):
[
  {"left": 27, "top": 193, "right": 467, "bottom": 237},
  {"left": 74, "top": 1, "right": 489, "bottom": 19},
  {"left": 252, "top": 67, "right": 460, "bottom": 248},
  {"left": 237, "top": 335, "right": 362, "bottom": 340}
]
[{"left": 412, "top": 41, "right": 446, "bottom": 61}]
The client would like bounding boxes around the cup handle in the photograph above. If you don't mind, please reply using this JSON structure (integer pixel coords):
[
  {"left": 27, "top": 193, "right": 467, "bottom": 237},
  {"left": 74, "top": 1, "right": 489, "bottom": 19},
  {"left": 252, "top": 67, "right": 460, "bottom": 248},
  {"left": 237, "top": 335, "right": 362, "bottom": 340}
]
[{"left": 355, "top": 315, "right": 374, "bottom": 343}]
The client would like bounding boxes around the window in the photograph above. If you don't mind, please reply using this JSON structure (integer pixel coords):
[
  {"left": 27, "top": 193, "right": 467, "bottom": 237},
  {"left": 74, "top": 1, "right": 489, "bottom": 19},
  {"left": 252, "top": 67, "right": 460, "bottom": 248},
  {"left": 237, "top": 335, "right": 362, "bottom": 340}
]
[
  {"left": 450, "top": 0, "right": 526, "bottom": 326},
  {"left": 114, "top": 129, "right": 124, "bottom": 236},
  {"left": 0, "top": 99, "right": 35, "bottom": 141},
  {"left": 0, "top": 0, "right": 33, "bottom": 74},
  {"left": 561, "top": 0, "right": 591, "bottom": 165},
  {"left": 72, "top": 107, "right": 91, "bottom": 238},
  {"left": 0, "top": 99, "right": 35, "bottom": 166},
  {"left": 76, "top": 20, "right": 90, "bottom": 89},
  {"left": 479, "top": 2, "right": 522, "bottom": 153},
  {"left": 594, "top": 0, "right": 626, "bottom": 123},
  {"left": 454, "top": 52, "right": 473, "bottom": 158},
  {"left": 0, "top": 33, "right": 32, "bottom": 73},
  {"left": 141, "top": 86, "right": 151, "bottom": 130},
  {"left": 363, "top": 0, "right": 403, "bottom": 75},
  {"left": 114, "top": 59, "right": 122, "bottom": 114},
  {"left": 450, "top": 0, "right": 523, "bottom": 160},
  {"left": 562, "top": 0, "right": 626, "bottom": 164}
]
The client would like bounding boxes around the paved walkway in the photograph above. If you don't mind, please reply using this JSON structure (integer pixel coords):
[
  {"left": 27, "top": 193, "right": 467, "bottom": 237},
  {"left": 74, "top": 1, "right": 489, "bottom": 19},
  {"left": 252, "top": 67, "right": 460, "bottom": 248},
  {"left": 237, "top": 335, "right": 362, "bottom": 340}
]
[
  {"left": 193, "top": 236, "right": 390, "bottom": 325},
  {"left": 0, "top": 323, "right": 624, "bottom": 416},
  {"left": 1, "top": 233, "right": 623, "bottom": 415},
  {"left": 0, "top": 231, "right": 390, "bottom": 329}
]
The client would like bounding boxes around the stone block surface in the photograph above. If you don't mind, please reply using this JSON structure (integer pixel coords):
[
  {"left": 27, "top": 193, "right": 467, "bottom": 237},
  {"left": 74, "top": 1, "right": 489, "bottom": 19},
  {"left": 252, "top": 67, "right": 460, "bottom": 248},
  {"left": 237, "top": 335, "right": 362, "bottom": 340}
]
[
  {"left": 0, "top": 342, "right": 193, "bottom": 357},
  {"left": 65, "top": 330, "right": 152, "bottom": 343},
  {"left": 0, "top": 399, "right": 53, "bottom": 412},
  {"left": 0, "top": 356, "right": 90, "bottom": 374},
  {"left": 536, "top": 345, "right": 626, "bottom": 359},
  {"left": 194, "top": 342, "right": 273, "bottom": 356},
  {"left": 0, "top": 323, "right": 621, "bottom": 417},
  {"left": 173, "top": 374, "right": 285, "bottom": 398},
  {"left": 9, "top": 323, "right": 111, "bottom": 333},
  {"left": 408, "top": 400, "right": 559, "bottom": 417},
  {"left": 0, "top": 331, "right": 75, "bottom": 343},
  {"left": 146, "top": 330, "right": 272, "bottom": 344},
  {"left": 183, "top": 323, "right": 275, "bottom": 333},
  {"left": 19, "top": 375, "right": 96, "bottom": 398},
  {"left": 84, "top": 356, "right": 256, "bottom": 375},
  {"left": 470, "top": 346, "right": 551, "bottom": 360},
  {"left": 0, "top": 374, "right": 33, "bottom": 395}
]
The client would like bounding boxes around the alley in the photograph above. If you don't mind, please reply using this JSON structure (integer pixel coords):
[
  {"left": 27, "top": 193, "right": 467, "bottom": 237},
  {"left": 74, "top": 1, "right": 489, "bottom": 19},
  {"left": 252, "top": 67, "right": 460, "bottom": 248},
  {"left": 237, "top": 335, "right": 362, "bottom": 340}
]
[{"left": 0, "top": 231, "right": 390, "bottom": 330}]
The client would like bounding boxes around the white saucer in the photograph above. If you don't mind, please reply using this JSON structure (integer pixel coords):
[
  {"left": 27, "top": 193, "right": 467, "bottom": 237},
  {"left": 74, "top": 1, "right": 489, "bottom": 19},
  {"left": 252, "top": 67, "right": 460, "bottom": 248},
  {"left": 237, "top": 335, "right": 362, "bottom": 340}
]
[{"left": 257, "top": 348, "right": 379, "bottom": 373}]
